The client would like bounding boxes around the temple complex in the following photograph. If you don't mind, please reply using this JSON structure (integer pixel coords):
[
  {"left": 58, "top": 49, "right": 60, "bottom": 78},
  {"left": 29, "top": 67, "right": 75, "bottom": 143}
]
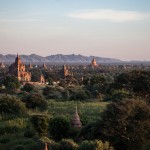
[{"left": 9, "top": 54, "right": 31, "bottom": 82}]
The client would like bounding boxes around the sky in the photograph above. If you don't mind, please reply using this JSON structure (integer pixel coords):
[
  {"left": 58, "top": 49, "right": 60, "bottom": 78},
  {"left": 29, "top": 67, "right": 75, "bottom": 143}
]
[{"left": 0, "top": 0, "right": 150, "bottom": 61}]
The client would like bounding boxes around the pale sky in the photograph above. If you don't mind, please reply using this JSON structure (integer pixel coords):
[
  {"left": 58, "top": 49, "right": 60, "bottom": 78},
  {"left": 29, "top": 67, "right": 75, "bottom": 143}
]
[{"left": 0, "top": 0, "right": 150, "bottom": 61}]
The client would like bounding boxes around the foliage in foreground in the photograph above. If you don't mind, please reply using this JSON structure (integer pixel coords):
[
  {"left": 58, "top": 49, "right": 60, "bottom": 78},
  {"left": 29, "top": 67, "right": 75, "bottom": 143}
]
[
  {"left": 49, "top": 116, "right": 71, "bottom": 141},
  {"left": 97, "top": 99, "right": 150, "bottom": 150},
  {"left": 0, "top": 95, "right": 26, "bottom": 117}
]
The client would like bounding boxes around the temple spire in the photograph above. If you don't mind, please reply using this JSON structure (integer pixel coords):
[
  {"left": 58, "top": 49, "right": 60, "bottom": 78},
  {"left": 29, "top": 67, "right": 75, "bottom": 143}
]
[{"left": 44, "top": 143, "right": 48, "bottom": 150}]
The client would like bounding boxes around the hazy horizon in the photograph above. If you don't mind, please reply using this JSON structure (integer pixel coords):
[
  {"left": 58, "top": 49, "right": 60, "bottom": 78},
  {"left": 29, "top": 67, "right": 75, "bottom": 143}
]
[{"left": 0, "top": 0, "right": 150, "bottom": 61}]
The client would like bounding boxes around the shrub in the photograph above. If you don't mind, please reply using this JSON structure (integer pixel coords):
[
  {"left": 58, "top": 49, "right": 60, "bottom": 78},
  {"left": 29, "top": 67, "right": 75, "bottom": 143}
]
[
  {"left": 78, "top": 140, "right": 112, "bottom": 150},
  {"left": 34, "top": 137, "right": 60, "bottom": 150},
  {"left": 14, "top": 145, "right": 26, "bottom": 150},
  {"left": 49, "top": 117, "right": 71, "bottom": 141},
  {"left": 22, "top": 93, "right": 47, "bottom": 111},
  {"left": 22, "top": 83, "right": 35, "bottom": 92},
  {"left": 97, "top": 99, "right": 150, "bottom": 150},
  {"left": 31, "top": 115, "right": 49, "bottom": 136},
  {"left": 0, "top": 118, "right": 27, "bottom": 135},
  {"left": 110, "top": 89, "right": 131, "bottom": 102},
  {"left": 60, "top": 139, "right": 78, "bottom": 150},
  {"left": 0, "top": 95, "right": 26, "bottom": 117},
  {"left": 24, "top": 124, "right": 37, "bottom": 138},
  {"left": 2, "top": 75, "right": 20, "bottom": 91},
  {"left": 70, "top": 90, "right": 88, "bottom": 100},
  {"left": 78, "top": 140, "right": 95, "bottom": 150}
]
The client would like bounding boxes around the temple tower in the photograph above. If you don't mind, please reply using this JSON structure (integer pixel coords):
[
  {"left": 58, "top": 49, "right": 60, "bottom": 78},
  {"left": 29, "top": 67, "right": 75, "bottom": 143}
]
[
  {"left": 43, "top": 63, "right": 47, "bottom": 69},
  {"left": 91, "top": 57, "right": 98, "bottom": 67},
  {"left": 44, "top": 143, "right": 48, "bottom": 150}
]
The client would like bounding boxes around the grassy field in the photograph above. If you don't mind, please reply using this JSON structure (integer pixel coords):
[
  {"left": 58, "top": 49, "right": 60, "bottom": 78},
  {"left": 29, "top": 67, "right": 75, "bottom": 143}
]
[
  {"left": 47, "top": 101, "right": 110, "bottom": 124},
  {"left": 0, "top": 100, "right": 109, "bottom": 149}
]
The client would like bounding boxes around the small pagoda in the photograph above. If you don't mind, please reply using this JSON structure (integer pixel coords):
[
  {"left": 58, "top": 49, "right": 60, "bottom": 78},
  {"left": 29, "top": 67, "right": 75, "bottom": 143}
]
[
  {"left": 71, "top": 106, "right": 82, "bottom": 128},
  {"left": 44, "top": 143, "right": 48, "bottom": 150}
]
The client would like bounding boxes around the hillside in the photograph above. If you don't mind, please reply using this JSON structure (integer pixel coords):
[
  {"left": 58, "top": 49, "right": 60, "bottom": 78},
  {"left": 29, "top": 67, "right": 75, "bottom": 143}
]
[{"left": 0, "top": 54, "right": 121, "bottom": 64}]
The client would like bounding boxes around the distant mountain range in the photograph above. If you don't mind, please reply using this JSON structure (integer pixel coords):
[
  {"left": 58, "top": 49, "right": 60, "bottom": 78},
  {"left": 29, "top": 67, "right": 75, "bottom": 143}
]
[{"left": 0, "top": 54, "right": 122, "bottom": 64}]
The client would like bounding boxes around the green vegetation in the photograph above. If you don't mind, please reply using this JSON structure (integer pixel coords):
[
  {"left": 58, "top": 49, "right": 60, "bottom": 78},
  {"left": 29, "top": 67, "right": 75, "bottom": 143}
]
[
  {"left": 0, "top": 67, "right": 150, "bottom": 149},
  {"left": 96, "top": 99, "right": 150, "bottom": 150},
  {"left": 0, "top": 95, "right": 26, "bottom": 117},
  {"left": 2, "top": 75, "right": 20, "bottom": 91}
]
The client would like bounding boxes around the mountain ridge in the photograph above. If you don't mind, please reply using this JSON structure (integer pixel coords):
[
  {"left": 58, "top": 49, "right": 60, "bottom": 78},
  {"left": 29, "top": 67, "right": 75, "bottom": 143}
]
[{"left": 0, "top": 54, "right": 122, "bottom": 63}]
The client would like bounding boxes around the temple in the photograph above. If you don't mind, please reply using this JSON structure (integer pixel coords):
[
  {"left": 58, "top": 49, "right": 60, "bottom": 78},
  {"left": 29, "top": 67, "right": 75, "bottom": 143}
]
[
  {"left": 91, "top": 57, "right": 98, "bottom": 67},
  {"left": 9, "top": 53, "right": 31, "bottom": 82},
  {"left": 0, "top": 61, "right": 5, "bottom": 68},
  {"left": 43, "top": 63, "right": 47, "bottom": 69}
]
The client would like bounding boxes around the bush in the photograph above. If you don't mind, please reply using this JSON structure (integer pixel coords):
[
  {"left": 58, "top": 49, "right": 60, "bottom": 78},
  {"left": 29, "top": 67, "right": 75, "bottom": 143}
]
[
  {"left": 2, "top": 75, "right": 20, "bottom": 91},
  {"left": 98, "top": 99, "right": 150, "bottom": 150},
  {"left": 49, "top": 117, "right": 71, "bottom": 141},
  {"left": 0, "top": 95, "right": 26, "bottom": 117},
  {"left": 78, "top": 140, "right": 113, "bottom": 150},
  {"left": 59, "top": 139, "right": 78, "bottom": 150},
  {"left": 34, "top": 137, "right": 60, "bottom": 150},
  {"left": 70, "top": 89, "right": 88, "bottom": 100},
  {"left": 78, "top": 140, "right": 95, "bottom": 150},
  {"left": 14, "top": 145, "right": 26, "bottom": 150},
  {"left": 24, "top": 124, "right": 37, "bottom": 138},
  {"left": 22, "top": 83, "right": 35, "bottom": 92},
  {"left": 31, "top": 115, "right": 49, "bottom": 136},
  {"left": 22, "top": 93, "right": 47, "bottom": 111},
  {"left": 110, "top": 89, "right": 131, "bottom": 102},
  {"left": 0, "top": 118, "right": 27, "bottom": 135}
]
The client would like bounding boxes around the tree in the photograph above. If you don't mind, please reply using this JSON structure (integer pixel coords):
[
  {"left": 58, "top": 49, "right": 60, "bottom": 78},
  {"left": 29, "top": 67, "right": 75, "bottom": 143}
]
[
  {"left": 22, "top": 83, "right": 35, "bottom": 92},
  {"left": 70, "top": 89, "right": 88, "bottom": 100},
  {"left": 59, "top": 139, "right": 78, "bottom": 150},
  {"left": 110, "top": 89, "right": 131, "bottom": 102},
  {"left": 78, "top": 140, "right": 113, "bottom": 150},
  {"left": 2, "top": 75, "right": 20, "bottom": 91},
  {"left": 49, "top": 117, "right": 71, "bottom": 141},
  {"left": 130, "top": 70, "right": 150, "bottom": 97},
  {"left": 0, "top": 95, "right": 26, "bottom": 116},
  {"left": 43, "top": 86, "right": 53, "bottom": 96},
  {"left": 31, "top": 69, "right": 41, "bottom": 82},
  {"left": 97, "top": 99, "right": 150, "bottom": 150},
  {"left": 22, "top": 93, "right": 47, "bottom": 111},
  {"left": 113, "top": 70, "right": 150, "bottom": 98},
  {"left": 31, "top": 115, "right": 49, "bottom": 136}
]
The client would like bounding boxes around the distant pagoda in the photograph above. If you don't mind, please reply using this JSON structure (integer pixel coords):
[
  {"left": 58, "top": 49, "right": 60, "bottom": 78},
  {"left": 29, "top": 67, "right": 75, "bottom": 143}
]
[
  {"left": 29, "top": 63, "right": 33, "bottom": 68},
  {"left": 91, "top": 57, "right": 98, "bottom": 67},
  {"left": 0, "top": 55, "right": 5, "bottom": 68},
  {"left": 0, "top": 61, "right": 5, "bottom": 68},
  {"left": 43, "top": 63, "right": 47, "bottom": 69},
  {"left": 71, "top": 106, "right": 82, "bottom": 128}
]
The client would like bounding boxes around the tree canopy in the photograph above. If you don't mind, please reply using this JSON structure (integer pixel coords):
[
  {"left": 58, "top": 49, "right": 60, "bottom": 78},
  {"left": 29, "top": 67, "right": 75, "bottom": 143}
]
[{"left": 96, "top": 99, "right": 150, "bottom": 150}]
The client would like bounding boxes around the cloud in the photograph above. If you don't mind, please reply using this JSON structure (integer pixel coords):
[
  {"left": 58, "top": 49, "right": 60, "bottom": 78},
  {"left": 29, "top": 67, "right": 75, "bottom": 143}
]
[{"left": 69, "top": 9, "right": 150, "bottom": 22}]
